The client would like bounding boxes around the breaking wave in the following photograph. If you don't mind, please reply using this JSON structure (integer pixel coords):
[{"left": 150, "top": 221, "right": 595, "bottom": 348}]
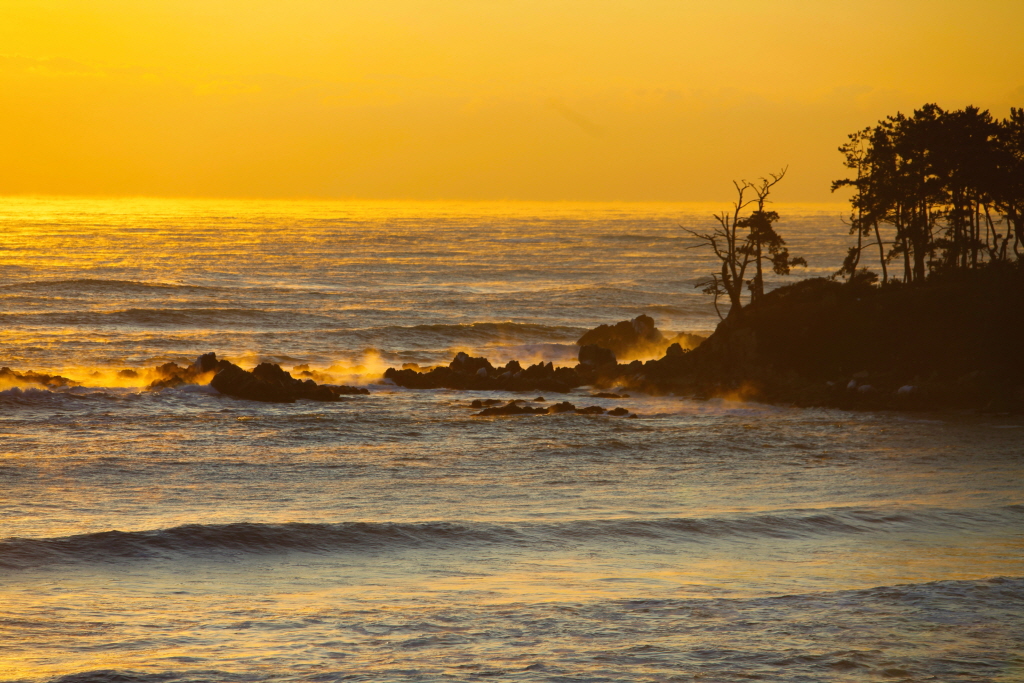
[{"left": 4, "top": 506, "right": 1020, "bottom": 570}]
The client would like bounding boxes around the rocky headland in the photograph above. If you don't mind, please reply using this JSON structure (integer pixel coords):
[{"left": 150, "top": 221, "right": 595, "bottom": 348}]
[
  {"left": 636, "top": 266, "right": 1024, "bottom": 412},
  {"left": 387, "top": 265, "right": 1024, "bottom": 413}
]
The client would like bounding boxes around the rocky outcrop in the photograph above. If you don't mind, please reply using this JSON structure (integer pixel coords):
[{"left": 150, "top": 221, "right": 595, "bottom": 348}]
[
  {"left": 209, "top": 360, "right": 369, "bottom": 403},
  {"left": 0, "top": 367, "right": 79, "bottom": 388},
  {"left": 470, "top": 398, "right": 635, "bottom": 417},
  {"left": 576, "top": 314, "right": 705, "bottom": 360},
  {"left": 629, "top": 267, "right": 1024, "bottom": 412},
  {"left": 578, "top": 344, "right": 616, "bottom": 368},
  {"left": 384, "top": 352, "right": 594, "bottom": 393},
  {"left": 146, "top": 352, "right": 370, "bottom": 403},
  {"left": 147, "top": 356, "right": 221, "bottom": 389}
]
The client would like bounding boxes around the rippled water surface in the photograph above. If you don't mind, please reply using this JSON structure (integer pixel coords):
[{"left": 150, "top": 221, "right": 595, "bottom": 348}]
[{"left": 1, "top": 198, "right": 1021, "bottom": 682}]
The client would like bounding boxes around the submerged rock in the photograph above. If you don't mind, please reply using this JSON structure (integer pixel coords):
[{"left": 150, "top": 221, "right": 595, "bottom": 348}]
[
  {"left": 546, "top": 401, "right": 576, "bottom": 413},
  {"left": 470, "top": 397, "right": 636, "bottom": 417},
  {"left": 474, "top": 401, "right": 547, "bottom": 416},
  {"left": 470, "top": 398, "right": 504, "bottom": 408},
  {"left": 574, "top": 405, "right": 606, "bottom": 415}
]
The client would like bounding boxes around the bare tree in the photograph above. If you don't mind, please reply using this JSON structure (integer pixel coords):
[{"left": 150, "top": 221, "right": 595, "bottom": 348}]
[
  {"left": 686, "top": 180, "right": 757, "bottom": 319},
  {"left": 687, "top": 168, "right": 803, "bottom": 319}
]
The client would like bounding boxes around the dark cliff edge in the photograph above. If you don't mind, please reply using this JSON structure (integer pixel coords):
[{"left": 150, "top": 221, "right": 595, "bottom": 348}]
[{"left": 638, "top": 265, "right": 1024, "bottom": 412}]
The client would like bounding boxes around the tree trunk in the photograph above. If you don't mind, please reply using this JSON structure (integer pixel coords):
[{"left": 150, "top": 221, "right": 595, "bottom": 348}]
[
  {"left": 751, "top": 243, "right": 764, "bottom": 302},
  {"left": 873, "top": 220, "right": 887, "bottom": 284},
  {"left": 902, "top": 234, "right": 912, "bottom": 283}
]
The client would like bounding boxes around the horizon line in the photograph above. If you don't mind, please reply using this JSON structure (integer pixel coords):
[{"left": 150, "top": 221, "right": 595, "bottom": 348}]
[{"left": 0, "top": 193, "right": 851, "bottom": 208}]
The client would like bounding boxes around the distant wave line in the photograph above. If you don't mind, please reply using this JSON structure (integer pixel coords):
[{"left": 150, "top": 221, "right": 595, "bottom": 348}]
[{"left": 3, "top": 507, "right": 1020, "bottom": 570}]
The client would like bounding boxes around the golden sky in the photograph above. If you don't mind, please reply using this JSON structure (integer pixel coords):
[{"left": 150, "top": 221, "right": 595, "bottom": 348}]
[{"left": 2, "top": 0, "right": 1022, "bottom": 201}]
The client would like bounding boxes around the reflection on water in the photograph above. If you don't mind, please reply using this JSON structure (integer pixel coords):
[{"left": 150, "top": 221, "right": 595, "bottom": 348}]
[
  {"left": 0, "top": 197, "right": 846, "bottom": 370},
  {"left": 0, "top": 199, "right": 1021, "bottom": 682}
]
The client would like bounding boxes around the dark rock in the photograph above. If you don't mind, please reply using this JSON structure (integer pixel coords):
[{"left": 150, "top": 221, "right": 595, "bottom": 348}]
[
  {"left": 577, "top": 314, "right": 661, "bottom": 356},
  {"left": 450, "top": 352, "right": 493, "bottom": 376},
  {"left": 157, "top": 362, "right": 183, "bottom": 377},
  {"left": 117, "top": 369, "right": 139, "bottom": 378},
  {"left": 209, "top": 360, "right": 368, "bottom": 403},
  {"left": 546, "top": 401, "right": 577, "bottom": 413},
  {"left": 578, "top": 344, "right": 617, "bottom": 367},
  {"left": 606, "top": 407, "right": 630, "bottom": 416},
  {"left": 470, "top": 399, "right": 503, "bottom": 408},
  {"left": 474, "top": 401, "right": 547, "bottom": 416},
  {"left": 147, "top": 354, "right": 230, "bottom": 390},
  {"left": 385, "top": 353, "right": 587, "bottom": 393},
  {"left": 210, "top": 363, "right": 289, "bottom": 402},
  {"left": 592, "top": 392, "right": 625, "bottom": 398},
  {"left": 575, "top": 405, "right": 605, "bottom": 414},
  {"left": 0, "top": 366, "right": 79, "bottom": 388},
  {"left": 140, "top": 353, "right": 370, "bottom": 401},
  {"left": 577, "top": 314, "right": 705, "bottom": 359},
  {"left": 631, "top": 266, "right": 1024, "bottom": 412},
  {"left": 193, "top": 352, "right": 220, "bottom": 373}
]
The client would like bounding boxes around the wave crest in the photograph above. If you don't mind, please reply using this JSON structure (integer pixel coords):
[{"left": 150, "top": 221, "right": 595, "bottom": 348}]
[{"left": 4, "top": 506, "right": 1020, "bottom": 570}]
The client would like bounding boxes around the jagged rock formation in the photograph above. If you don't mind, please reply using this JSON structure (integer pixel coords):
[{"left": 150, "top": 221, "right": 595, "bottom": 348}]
[
  {"left": 576, "top": 314, "right": 705, "bottom": 359},
  {"left": 384, "top": 351, "right": 595, "bottom": 393},
  {"left": 383, "top": 317, "right": 706, "bottom": 394},
  {"left": 0, "top": 367, "right": 79, "bottom": 388},
  {"left": 470, "top": 398, "right": 634, "bottom": 417},
  {"left": 149, "top": 352, "right": 370, "bottom": 403}
]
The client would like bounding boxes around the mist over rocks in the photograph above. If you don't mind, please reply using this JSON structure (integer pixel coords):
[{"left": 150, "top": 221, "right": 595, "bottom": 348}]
[
  {"left": 576, "top": 314, "right": 705, "bottom": 360},
  {"left": 145, "top": 352, "right": 370, "bottom": 403},
  {"left": 0, "top": 367, "right": 79, "bottom": 389},
  {"left": 383, "top": 317, "right": 707, "bottom": 394}
]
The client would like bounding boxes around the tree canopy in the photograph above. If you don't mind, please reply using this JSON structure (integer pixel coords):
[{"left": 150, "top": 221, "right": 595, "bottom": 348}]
[{"left": 833, "top": 104, "right": 1024, "bottom": 283}]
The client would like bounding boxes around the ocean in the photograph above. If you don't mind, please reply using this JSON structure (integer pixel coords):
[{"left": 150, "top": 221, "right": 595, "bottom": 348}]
[{"left": 1, "top": 198, "right": 1021, "bottom": 682}]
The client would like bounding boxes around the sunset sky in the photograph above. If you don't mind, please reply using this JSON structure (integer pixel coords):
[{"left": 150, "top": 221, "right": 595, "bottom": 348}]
[{"left": 2, "top": 0, "right": 1022, "bottom": 201}]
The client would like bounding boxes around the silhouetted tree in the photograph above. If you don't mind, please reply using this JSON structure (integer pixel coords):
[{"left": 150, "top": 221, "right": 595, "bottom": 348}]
[
  {"left": 833, "top": 127, "right": 888, "bottom": 283},
  {"left": 688, "top": 169, "right": 805, "bottom": 319},
  {"left": 995, "top": 107, "right": 1024, "bottom": 260},
  {"left": 687, "top": 180, "right": 756, "bottom": 319},
  {"left": 741, "top": 169, "right": 807, "bottom": 302},
  {"left": 833, "top": 103, "right": 1023, "bottom": 283}
]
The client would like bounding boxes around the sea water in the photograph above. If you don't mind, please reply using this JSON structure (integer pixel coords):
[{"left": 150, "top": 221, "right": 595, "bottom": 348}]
[{"left": 0, "top": 198, "right": 1021, "bottom": 682}]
